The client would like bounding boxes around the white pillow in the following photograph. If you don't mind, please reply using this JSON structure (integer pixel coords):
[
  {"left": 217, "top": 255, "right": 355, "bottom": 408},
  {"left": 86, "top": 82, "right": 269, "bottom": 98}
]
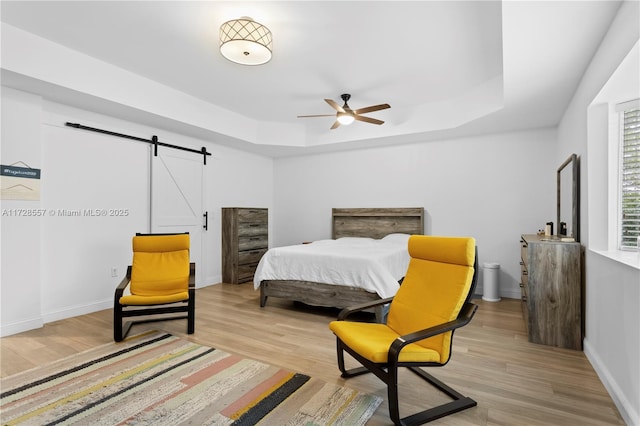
[
  {"left": 380, "top": 233, "right": 411, "bottom": 244},
  {"left": 336, "top": 237, "right": 375, "bottom": 244}
]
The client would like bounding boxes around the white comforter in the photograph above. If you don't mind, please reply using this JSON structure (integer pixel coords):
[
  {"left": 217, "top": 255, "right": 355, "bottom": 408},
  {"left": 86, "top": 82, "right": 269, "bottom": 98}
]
[{"left": 253, "top": 233, "right": 411, "bottom": 298}]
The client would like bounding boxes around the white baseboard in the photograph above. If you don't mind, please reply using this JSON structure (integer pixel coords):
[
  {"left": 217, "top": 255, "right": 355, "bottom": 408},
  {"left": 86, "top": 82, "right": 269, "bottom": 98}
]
[
  {"left": 198, "top": 274, "right": 222, "bottom": 288},
  {"left": 0, "top": 317, "right": 44, "bottom": 338},
  {"left": 1, "top": 281, "right": 226, "bottom": 338},
  {"left": 584, "top": 337, "right": 639, "bottom": 426},
  {"left": 42, "top": 299, "right": 112, "bottom": 324}
]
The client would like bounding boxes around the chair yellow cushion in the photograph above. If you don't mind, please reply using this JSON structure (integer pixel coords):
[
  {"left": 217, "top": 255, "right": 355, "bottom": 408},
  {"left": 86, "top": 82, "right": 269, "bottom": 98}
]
[
  {"left": 386, "top": 235, "right": 475, "bottom": 363},
  {"left": 407, "top": 235, "right": 475, "bottom": 267},
  {"left": 119, "top": 292, "right": 189, "bottom": 306},
  {"left": 329, "top": 321, "right": 442, "bottom": 363},
  {"left": 127, "top": 234, "right": 191, "bottom": 302},
  {"left": 132, "top": 233, "right": 190, "bottom": 253}
]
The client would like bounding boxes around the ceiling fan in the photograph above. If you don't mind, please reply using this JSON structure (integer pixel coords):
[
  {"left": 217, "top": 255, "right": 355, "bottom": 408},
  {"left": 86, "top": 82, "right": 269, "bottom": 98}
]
[{"left": 298, "top": 94, "right": 391, "bottom": 129}]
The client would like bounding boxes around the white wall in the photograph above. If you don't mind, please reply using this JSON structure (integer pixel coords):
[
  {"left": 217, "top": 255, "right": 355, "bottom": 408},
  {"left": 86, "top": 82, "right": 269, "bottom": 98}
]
[
  {"left": 556, "top": 1, "right": 640, "bottom": 424},
  {"left": 0, "top": 92, "right": 274, "bottom": 336},
  {"left": 585, "top": 253, "right": 639, "bottom": 425},
  {"left": 1, "top": 87, "right": 44, "bottom": 334},
  {"left": 39, "top": 106, "right": 150, "bottom": 322},
  {"left": 273, "top": 128, "right": 557, "bottom": 298}
]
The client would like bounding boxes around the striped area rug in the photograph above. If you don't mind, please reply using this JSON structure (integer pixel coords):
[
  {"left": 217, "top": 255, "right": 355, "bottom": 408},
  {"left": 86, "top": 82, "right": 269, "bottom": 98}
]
[{"left": 0, "top": 331, "right": 382, "bottom": 425}]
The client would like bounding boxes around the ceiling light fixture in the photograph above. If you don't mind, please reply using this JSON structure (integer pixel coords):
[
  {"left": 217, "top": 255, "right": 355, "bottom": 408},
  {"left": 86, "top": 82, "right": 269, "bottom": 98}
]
[
  {"left": 219, "top": 16, "right": 272, "bottom": 65},
  {"left": 336, "top": 112, "right": 355, "bottom": 125}
]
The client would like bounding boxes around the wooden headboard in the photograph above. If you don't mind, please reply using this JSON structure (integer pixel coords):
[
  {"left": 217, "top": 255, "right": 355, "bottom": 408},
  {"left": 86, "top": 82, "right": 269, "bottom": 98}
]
[{"left": 332, "top": 208, "right": 424, "bottom": 239}]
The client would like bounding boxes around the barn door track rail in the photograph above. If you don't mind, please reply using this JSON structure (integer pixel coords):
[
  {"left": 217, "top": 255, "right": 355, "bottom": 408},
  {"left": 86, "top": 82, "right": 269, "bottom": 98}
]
[{"left": 65, "top": 122, "right": 212, "bottom": 165}]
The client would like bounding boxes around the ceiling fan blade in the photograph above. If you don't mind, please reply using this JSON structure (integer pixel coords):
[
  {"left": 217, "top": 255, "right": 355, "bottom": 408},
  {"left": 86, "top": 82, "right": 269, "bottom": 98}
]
[
  {"left": 325, "top": 99, "right": 345, "bottom": 113},
  {"left": 354, "top": 115, "right": 384, "bottom": 125},
  {"left": 354, "top": 103, "right": 391, "bottom": 115},
  {"left": 297, "top": 114, "right": 336, "bottom": 118},
  {"left": 330, "top": 120, "right": 341, "bottom": 130}
]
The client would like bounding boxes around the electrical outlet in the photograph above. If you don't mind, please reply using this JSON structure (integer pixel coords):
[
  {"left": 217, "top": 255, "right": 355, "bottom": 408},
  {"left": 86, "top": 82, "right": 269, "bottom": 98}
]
[{"left": 111, "top": 267, "right": 118, "bottom": 277}]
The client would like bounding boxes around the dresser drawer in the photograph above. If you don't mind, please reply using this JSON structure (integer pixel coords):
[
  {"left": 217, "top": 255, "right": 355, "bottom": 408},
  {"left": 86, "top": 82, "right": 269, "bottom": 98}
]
[
  {"left": 238, "top": 223, "right": 267, "bottom": 237},
  {"left": 520, "top": 277, "right": 528, "bottom": 301},
  {"left": 238, "top": 248, "right": 267, "bottom": 265},
  {"left": 520, "top": 240, "right": 528, "bottom": 267},
  {"left": 238, "top": 235, "right": 268, "bottom": 251},
  {"left": 238, "top": 263, "right": 259, "bottom": 282},
  {"left": 237, "top": 209, "right": 268, "bottom": 223}
]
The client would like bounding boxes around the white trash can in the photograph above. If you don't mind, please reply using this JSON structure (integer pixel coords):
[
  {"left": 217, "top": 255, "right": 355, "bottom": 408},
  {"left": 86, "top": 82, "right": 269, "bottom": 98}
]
[{"left": 482, "top": 262, "right": 501, "bottom": 302}]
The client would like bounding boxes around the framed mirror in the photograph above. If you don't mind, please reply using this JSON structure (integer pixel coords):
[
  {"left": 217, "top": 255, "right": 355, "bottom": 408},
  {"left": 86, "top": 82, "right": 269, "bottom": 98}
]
[{"left": 557, "top": 153, "right": 579, "bottom": 241}]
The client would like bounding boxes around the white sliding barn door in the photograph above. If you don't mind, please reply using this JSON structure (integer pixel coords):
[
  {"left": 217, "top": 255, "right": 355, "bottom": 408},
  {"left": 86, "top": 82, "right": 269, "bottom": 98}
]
[{"left": 150, "top": 146, "right": 205, "bottom": 286}]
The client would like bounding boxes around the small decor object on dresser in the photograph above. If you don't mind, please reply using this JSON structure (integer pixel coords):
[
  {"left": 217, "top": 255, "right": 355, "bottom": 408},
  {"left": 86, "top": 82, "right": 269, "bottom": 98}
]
[
  {"left": 222, "top": 208, "right": 268, "bottom": 284},
  {"left": 519, "top": 234, "right": 582, "bottom": 350}
]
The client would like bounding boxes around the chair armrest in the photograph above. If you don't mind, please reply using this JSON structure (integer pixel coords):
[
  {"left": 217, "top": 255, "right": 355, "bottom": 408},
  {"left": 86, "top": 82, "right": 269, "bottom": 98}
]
[
  {"left": 337, "top": 296, "right": 395, "bottom": 320},
  {"left": 115, "top": 266, "right": 132, "bottom": 298},
  {"left": 388, "top": 302, "right": 478, "bottom": 361},
  {"left": 189, "top": 262, "right": 196, "bottom": 289},
  {"left": 113, "top": 265, "right": 131, "bottom": 304}
]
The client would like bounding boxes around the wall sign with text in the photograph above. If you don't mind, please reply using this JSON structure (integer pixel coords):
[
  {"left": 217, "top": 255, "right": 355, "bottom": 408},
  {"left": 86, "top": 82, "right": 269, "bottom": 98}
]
[{"left": 1, "top": 163, "right": 41, "bottom": 201}]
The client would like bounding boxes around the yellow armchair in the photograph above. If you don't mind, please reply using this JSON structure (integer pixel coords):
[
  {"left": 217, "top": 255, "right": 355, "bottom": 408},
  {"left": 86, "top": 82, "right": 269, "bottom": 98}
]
[
  {"left": 114, "top": 233, "right": 195, "bottom": 342},
  {"left": 329, "top": 235, "right": 478, "bottom": 425}
]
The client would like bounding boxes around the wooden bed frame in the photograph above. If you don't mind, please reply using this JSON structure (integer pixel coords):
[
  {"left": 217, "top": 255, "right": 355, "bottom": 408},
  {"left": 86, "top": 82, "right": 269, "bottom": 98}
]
[{"left": 259, "top": 207, "right": 424, "bottom": 321}]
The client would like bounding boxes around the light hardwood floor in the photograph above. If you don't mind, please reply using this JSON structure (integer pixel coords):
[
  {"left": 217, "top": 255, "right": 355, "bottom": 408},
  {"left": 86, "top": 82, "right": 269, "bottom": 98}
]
[{"left": 1, "top": 284, "right": 624, "bottom": 425}]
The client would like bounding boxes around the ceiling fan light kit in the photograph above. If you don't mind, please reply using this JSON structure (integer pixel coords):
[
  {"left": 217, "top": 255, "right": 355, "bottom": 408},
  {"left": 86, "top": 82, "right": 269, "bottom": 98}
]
[
  {"left": 219, "top": 16, "right": 272, "bottom": 65},
  {"left": 298, "top": 94, "right": 391, "bottom": 130},
  {"left": 337, "top": 112, "right": 355, "bottom": 125}
]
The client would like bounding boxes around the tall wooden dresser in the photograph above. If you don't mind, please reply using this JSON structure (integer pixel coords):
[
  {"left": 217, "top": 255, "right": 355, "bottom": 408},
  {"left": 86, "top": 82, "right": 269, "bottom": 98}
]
[
  {"left": 520, "top": 234, "right": 582, "bottom": 350},
  {"left": 222, "top": 208, "right": 268, "bottom": 284}
]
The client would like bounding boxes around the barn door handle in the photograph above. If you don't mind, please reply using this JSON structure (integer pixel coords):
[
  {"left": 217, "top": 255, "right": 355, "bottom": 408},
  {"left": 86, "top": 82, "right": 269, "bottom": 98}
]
[{"left": 203, "top": 212, "right": 208, "bottom": 231}]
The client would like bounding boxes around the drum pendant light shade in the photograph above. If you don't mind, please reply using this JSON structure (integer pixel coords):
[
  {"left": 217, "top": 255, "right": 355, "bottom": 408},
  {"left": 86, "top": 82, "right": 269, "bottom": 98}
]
[{"left": 219, "top": 17, "right": 272, "bottom": 65}]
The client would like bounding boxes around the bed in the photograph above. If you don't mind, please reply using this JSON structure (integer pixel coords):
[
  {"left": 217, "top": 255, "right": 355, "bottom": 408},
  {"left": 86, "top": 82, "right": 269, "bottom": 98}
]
[{"left": 254, "top": 207, "right": 424, "bottom": 321}]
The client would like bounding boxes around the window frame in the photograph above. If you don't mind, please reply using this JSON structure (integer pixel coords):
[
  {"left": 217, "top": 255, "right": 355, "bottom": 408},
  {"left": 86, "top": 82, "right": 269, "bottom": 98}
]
[{"left": 616, "top": 99, "right": 640, "bottom": 251}]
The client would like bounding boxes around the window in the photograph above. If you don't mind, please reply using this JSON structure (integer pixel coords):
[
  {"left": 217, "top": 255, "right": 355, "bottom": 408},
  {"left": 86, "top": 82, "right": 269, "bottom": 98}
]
[{"left": 618, "top": 99, "right": 640, "bottom": 249}]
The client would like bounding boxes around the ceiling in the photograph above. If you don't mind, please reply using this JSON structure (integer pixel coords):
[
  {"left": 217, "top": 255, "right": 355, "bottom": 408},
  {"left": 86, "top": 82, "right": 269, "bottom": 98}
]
[{"left": 0, "top": 1, "right": 623, "bottom": 157}]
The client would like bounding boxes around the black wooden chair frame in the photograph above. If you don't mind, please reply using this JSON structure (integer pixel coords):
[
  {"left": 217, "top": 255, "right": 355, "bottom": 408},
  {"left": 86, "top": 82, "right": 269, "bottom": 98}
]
[
  {"left": 114, "top": 262, "right": 195, "bottom": 342},
  {"left": 334, "top": 252, "right": 479, "bottom": 425}
]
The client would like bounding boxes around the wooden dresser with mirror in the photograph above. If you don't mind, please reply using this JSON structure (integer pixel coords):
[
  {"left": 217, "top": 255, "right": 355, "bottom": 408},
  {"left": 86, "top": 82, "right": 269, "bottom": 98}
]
[{"left": 519, "top": 153, "right": 583, "bottom": 350}]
